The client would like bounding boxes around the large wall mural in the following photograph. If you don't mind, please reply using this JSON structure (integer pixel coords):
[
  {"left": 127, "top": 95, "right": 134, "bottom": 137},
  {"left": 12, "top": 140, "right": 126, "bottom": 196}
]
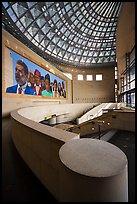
[{"left": 5, "top": 48, "right": 66, "bottom": 98}]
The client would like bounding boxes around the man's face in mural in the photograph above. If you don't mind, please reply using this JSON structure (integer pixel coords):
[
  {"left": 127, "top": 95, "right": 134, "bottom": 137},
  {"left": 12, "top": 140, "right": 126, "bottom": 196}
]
[
  {"left": 15, "top": 63, "right": 27, "bottom": 86},
  {"left": 34, "top": 75, "right": 41, "bottom": 85},
  {"left": 29, "top": 72, "right": 35, "bottom": 84},
  {"left": 45, "top": 79, "right": 50, "bottom": 91},
  {"left": 54, "top": 81, "right": 57, "bottom": 90}
]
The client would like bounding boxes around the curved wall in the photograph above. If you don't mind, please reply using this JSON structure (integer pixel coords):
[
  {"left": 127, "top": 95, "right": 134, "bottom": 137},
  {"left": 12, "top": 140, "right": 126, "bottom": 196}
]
[
  {"left": 18, "top": 103, "right": 97, "bottom": 123},
  {"left": 11, "top": 108, "right": 79, "bottom": 201},
  {"left": 11, "top": 104, "right": 128, "bottom": 202}
]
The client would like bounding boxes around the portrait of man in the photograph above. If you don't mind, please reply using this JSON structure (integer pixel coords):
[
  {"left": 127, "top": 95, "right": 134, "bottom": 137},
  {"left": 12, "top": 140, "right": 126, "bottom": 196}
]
[
  {"left": 5, "top": 49, "right": 67, "bottom": 98},
  {"left": 42, "top": 74, "right": 53, "bottom": 97},
  {"left": 33, "top": 69, "right": 43, "bottom": 95},
  {"left": 6, "top": 60, "right": 36, "bottom": 95},
  {"left": 27, "top": 69, "right": 35, "bottom": 89}
]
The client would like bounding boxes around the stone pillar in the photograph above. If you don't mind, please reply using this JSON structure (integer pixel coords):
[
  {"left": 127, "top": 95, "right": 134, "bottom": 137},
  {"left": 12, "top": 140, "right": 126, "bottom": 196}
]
[{"left": 59, "top": 138, "right": 128, "bottom": 202}]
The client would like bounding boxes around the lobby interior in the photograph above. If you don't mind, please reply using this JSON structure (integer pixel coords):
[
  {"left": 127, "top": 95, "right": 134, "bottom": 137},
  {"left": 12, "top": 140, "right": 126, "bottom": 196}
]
[{"left": 2, "top": 2, "right": 135, "bottom": 202}]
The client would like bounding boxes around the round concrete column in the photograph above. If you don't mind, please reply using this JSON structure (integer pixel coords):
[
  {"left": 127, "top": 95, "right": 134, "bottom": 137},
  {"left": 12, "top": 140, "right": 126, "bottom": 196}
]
[{"left": 59, "top": 138, "right": 128, "bottom": 202}]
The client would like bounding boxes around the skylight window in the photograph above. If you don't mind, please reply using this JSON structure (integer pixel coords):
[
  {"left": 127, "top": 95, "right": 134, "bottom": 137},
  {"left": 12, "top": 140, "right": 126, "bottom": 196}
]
[{"left": 2, "top": 2, "right": 122, "bottom": 66}]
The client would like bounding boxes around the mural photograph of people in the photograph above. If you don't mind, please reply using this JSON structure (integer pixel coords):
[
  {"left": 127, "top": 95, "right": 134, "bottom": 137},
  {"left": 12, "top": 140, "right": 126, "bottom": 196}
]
[
  {"left": 6, "top": 60, "right": 36, "bottom": 95},
  {"left": 6, "top": 49, "right": 67, "bottom": 98}
]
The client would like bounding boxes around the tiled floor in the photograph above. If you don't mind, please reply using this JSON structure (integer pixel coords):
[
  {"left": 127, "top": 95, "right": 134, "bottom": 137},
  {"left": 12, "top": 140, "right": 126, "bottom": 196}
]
[{"left": 2, "top": 117, "right": 135, "bottom": 202}]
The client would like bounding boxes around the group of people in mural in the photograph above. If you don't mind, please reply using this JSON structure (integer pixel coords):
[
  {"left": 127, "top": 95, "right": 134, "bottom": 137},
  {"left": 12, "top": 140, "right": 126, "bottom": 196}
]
[{"left": 6, "top": 60, "right": 66, "bottom": 98}]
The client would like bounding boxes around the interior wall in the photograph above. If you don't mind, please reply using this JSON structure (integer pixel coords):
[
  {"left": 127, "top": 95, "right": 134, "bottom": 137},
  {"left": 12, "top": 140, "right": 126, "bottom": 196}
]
[
  {"left": 2, "top": 29, "right": 72, "bottom": 116},
  {"left": 116, "top": 2, "right": 135, "bottom": 92},
  {"left": 56, "top": 64, "right": 115, "bottom": 103},
  {"left": 72, "top": 67, "right": 115, "bottom": 103}
]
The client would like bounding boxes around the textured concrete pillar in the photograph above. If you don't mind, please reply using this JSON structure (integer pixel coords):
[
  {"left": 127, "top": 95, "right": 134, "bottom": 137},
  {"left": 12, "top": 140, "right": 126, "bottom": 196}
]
[{"left": 59, "top": 138, "right": 128, "bottom": 202}]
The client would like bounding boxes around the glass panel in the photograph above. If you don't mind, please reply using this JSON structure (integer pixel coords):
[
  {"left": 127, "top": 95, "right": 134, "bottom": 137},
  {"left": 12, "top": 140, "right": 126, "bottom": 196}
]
[
  {"left": 47, "top": 44, "right": 55, "bottom": 52},
  {"left": 2, "top": 2, "right": 122, "bottom": 66},
  {"left": 20, "top": 16, "right": 33, "bottom": 28},
  {"left": 52, "top": 14, "right": 59, "bottom": 24},
  {"left": 130, "top": 80, "right": 135, "bottom": 89},
  {"left": 41, "top": 25, "right": 50, "bottom": 34},
  {"left": 2, "top": 2, "right": 9, "bottom": 8},
  {"left": 56, "top": 20, "right": 63, "bottom": 28},
  {"left": 16, "top": 21, "right": 22, "bottom": 28},
  {"left": 7, "top": 8, "right": 17, "bottom": 22},
  {"left": 77, "top": 74, "right": 83, "bottom": 80},
  {"left": 130, "top": 48, "right": 135, "bottom": 63},
  {"left": 36, "top": 17, "right": 45, "bottom": 28},
  {"left": 19, "top": 26, "right": 25, "bottom": 32},
  {"left": 12, "top": 3, "right": 27, "bottom": 18},
  {"left": 24, "top": 32, "right": 32, "bottom": 40},
  {"left": 45, "top": 2, "right": 54, "bottom": 8},
  {"left": 65, "top": 4, "right": 71, "bottom": 12},
  {"left": 131, "top": 93, "right": 135, "bottom": 107},
  {"left": 27, "top": 2, "right": 37, "bottom": 8},
  {"left": 130, "top": 66, "right": 135, "bottom": 80},
  {"left": 87, "top": 75, "right": 93, "bottom": 81},
  {"left": 60, "top": 26, "right": 67, "bottom": 33},
  {"left": 96, "top": 74, "right": 102, "bottom": 81},
  {"left": 38, "top": 32, "right": 45, "bottom": 42},
  {"left": 48, "top": 7, "right": 56, "bottom": 17},
  {"left": 30, "top": 7, "right": 41, "bottom": 19},
  {"left": 47, "top": 31, "right": 55, "bottom": 39}
]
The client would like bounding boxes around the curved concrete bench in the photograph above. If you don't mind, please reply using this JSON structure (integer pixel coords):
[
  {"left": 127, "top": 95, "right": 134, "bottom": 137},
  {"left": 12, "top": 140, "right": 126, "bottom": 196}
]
[{"left": 59, "top": 138, "right": 128, "bottom": 202}]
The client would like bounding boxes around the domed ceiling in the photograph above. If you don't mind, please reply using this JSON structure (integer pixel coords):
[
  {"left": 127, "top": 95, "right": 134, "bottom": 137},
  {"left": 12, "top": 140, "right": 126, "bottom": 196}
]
[{"left": 2, "top": 2, "right": 123, "bottom": 67}]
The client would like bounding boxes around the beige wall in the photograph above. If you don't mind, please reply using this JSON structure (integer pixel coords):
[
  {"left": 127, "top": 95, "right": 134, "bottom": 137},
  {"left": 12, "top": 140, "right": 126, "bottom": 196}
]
[
  {"left": 56, "top": 64, "right": 115, "bottom": 103},
  {"left": 73, "top": 66, "right": 115, "bottom": 103},
  {"left": 116, "top": 2, "right": 135, "bottom": 92},
  {"left": 2, "top": 29, "right": 72, "bottom": 116}
]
